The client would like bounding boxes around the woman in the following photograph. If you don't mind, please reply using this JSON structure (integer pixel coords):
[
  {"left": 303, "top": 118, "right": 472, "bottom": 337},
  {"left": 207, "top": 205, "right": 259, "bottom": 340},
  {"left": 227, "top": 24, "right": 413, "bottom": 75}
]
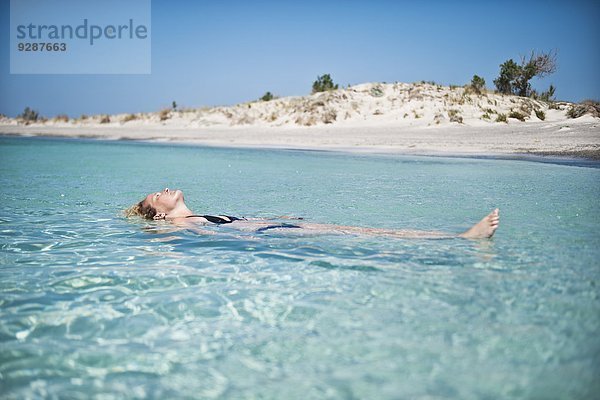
[{"left": 125, "top": 188, "right": 499, "bottom": 239}]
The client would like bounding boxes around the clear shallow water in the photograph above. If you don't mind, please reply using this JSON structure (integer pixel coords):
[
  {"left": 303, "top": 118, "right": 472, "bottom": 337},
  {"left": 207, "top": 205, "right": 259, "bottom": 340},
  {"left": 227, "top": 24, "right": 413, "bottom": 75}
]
[{"left": 0, "top": 136, "right": 599, "bottom": 399}]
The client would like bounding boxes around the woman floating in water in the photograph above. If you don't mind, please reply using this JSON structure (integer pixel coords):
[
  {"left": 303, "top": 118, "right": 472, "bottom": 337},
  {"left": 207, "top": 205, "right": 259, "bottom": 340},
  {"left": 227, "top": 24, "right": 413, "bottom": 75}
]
[{"left": 125, "top": 188, "right": 499, "bottom": 239}]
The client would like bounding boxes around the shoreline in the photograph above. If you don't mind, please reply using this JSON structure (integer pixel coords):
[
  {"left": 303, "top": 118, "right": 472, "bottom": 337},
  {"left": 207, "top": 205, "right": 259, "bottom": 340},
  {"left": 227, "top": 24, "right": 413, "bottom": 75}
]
[
  {"left": 2, "top": 127, "right": 599, "bottom": 168},
  {"left": 2, "top": 120, "right": 599, "bottom": 157}
]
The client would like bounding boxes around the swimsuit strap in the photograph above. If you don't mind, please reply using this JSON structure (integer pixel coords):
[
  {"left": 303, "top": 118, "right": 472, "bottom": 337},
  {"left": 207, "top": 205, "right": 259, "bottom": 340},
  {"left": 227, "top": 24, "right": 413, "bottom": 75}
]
[{"left": 185, "top": 214, "right": 243, "bottom": 224}]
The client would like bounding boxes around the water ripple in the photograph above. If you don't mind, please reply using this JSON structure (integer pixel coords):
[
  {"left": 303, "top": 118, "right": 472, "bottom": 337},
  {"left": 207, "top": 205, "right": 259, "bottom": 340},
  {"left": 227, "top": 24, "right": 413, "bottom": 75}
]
[{"left": 1, "top": 137, "right": 599, "bottom": 399}]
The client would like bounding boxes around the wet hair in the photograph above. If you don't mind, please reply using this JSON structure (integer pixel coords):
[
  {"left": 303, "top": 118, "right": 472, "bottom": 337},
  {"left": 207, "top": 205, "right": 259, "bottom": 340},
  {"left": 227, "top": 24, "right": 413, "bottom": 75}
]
[{"left": 124, "top": 200, "right": 157, "bottom": 220}]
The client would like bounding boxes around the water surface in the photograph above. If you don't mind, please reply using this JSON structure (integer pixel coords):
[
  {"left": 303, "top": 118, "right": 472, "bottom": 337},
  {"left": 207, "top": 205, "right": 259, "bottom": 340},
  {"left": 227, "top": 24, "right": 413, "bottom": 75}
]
[{"left": 1, "top": 136, "right": 599, "bottom": 399}]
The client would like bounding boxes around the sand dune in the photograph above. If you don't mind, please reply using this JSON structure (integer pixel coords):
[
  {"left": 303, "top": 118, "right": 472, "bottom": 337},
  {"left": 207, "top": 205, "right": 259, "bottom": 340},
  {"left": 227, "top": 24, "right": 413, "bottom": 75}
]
[{"left": 1, "top": 82, "right": 599, "bottom": 158}]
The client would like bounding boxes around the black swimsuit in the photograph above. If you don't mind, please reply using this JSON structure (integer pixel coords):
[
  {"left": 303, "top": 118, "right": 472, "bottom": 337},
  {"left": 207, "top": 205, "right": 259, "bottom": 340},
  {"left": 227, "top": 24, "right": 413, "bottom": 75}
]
[
  {"left": 256, "top": 223, "right": 302, "bottom": 232},
  {"left": 185, "top": 215, "right": 301, "bottom": 232},
  {"left": 185, "top": 215, "right": 243, "bottom": 224}
]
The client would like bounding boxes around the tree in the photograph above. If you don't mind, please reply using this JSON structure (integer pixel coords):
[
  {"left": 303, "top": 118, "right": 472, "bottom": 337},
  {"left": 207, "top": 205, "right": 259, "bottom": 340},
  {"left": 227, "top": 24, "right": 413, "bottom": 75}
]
[
  {"left": 312, "top": 74, "right": 338, "bottom": 94},
  {"left": 172, "top": 101, "right": 177, "bottom": 110},
  {"left": 515, "top": 51, "right": 557, "bottom": 97},
  {"left": 494, "top": 50, "right": 557, "bottom": 97},
  {"left": 470, "top": 75, "right": 486, "bottom": 94}
]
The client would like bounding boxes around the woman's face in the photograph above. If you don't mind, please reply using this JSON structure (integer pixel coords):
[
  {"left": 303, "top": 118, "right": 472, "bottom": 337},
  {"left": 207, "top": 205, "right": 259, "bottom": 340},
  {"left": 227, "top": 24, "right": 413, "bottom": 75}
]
[{"left": 143, "top": 188, "right": 184, "bottom": 214}]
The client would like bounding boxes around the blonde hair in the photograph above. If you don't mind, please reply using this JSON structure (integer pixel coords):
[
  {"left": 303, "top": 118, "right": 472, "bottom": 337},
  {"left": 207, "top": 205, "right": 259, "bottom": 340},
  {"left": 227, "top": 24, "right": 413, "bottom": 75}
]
[{"left": 124, "top": 200, "right": 157, "bottom": 220}]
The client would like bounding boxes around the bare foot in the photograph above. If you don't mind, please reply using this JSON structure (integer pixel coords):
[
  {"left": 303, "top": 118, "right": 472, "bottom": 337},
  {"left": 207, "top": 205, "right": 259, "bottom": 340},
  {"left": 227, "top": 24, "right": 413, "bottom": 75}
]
[{"left": 459, "top": 209, "right": 500, "bottom": 239}]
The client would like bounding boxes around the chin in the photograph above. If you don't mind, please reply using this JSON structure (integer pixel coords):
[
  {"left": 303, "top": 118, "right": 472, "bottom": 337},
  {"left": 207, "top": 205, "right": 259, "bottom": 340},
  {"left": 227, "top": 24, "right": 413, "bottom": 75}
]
[{"left": 174, "top": 189, "right": 184, "bottom": 201}]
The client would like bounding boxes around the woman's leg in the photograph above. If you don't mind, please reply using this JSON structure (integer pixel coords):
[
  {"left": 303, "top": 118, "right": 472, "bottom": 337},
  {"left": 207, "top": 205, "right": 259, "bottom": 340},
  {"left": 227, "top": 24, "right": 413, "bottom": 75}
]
[{"left": 298, "top": 209, "right": 499, "bottom": 239}]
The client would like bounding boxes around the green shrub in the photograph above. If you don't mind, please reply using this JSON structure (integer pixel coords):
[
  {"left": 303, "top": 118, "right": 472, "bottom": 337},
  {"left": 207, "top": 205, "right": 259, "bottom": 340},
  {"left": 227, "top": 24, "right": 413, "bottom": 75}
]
[
  {"left": 494, "top": 59, "right": 520, "bottom": 95},
  {"left": 99, "top": 115, "right": 110, "bottom": 124},
  {"left": 496, "top": 113, "right": 507, "bottom": 123},
  {"left": 470, "top": 75, "right": 486, "bottom": 94},
  {"left": 323, "top": 109, "right": 337, "bottom": 124},
  {"left": 566, "top": 106, "right": 580, "bottom": 119},
  {"left": 260, "top": 91, "right": 274, "bottom": 101},
  {"left": 18, "top": 107, "right": 39, "bottom": 122},
  {"left": 508, "top": 111, "right": 526, "bottom": 121},
  {"left": 123, "top": 114, "right": 137, "bottom": 122},
  {"left": 535, "top": 110, "right": 546, "bottom": 120},
  {"left": 159, "top": 109, "right": 170, "bottom": 121},
  {"left": 448, "top": 109, "right": 463, "bottom": 123},
  {"left": 54, "top": 114, "right": 69, "bottom": 122},
  {"left": 519, "top": 101, "right": 533, "bottom": 116},
  {"left": 567, "top": 101, "right": 600, "bottom": 118},
  {"left": 482, "top": 113, "right": 491, "bottom": 120},
  {"left": 312, "top": 74, "right": 338, "bottom": 94},
  {"left": 539, "top": 85, "right": 556, "bottom": 102},
  {"left": 370, "top": 85, "right": 384, "bottom": 97}
]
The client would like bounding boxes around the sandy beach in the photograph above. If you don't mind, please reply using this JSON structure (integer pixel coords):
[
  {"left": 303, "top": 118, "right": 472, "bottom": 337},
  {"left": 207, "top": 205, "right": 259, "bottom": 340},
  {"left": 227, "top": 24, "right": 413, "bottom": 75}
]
[{"left": 2, "top": 82, "right": 599, "bottom": 159}]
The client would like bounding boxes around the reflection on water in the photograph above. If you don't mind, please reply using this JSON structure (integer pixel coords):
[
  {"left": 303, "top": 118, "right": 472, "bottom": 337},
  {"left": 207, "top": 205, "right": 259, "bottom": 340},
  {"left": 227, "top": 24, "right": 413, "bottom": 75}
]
[{"left": 0, "top": 137, "right": 599, "bottom": 399}]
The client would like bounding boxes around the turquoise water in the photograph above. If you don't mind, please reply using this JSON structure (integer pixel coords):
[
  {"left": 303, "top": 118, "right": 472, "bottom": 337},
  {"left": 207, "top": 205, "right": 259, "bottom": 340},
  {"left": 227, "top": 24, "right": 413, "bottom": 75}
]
[{"left": 0, "top": 136, "right": 599, "bottom": 399}]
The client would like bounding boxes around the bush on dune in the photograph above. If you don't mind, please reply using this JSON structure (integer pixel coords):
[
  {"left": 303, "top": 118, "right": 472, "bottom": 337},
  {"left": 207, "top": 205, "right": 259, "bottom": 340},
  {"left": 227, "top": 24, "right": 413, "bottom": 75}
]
[
  {"left": 448, "top": 109, "right": 463, "bottom": 123},
  {"left": 370, "top": 85, "right": 384, "bottom": 97},
  {"left": 53, "top": 114, "right": 69, "bottom": 122},
  {"left": 260, "top": 92, "right": 274, "bottom": 102},
  {"left": 566, "top": 100, "right": 600, "bottom": 119},
  {"left": 18, "top": 107, "right": 39, "bottom": 122},
  {"left": 508, "top": 111, "right": 526, "bottom": 121},
  {"left": 538, "top": 84, "right": 556, "bottom": 102},
  {"left": 159, "top": 109, "right": 171, "bottom": 121},
  {"left": 469, "top": 75, "right": 486, "bottom": 95},
  {"left": 123, "top": 114, "right": 138, "bottom": 123},
  {"left": 535, "top": 110, "right": 546, "bottom": 120},
  {"left": 312, "top": 74, "right": 339, "bottom": 94}
]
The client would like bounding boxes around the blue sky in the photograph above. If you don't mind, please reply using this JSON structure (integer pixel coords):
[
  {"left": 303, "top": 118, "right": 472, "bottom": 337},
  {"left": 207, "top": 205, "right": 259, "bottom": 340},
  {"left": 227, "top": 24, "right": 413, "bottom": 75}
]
[{"left": 1, "top": 0, "right": 599, "bottom": 118}]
